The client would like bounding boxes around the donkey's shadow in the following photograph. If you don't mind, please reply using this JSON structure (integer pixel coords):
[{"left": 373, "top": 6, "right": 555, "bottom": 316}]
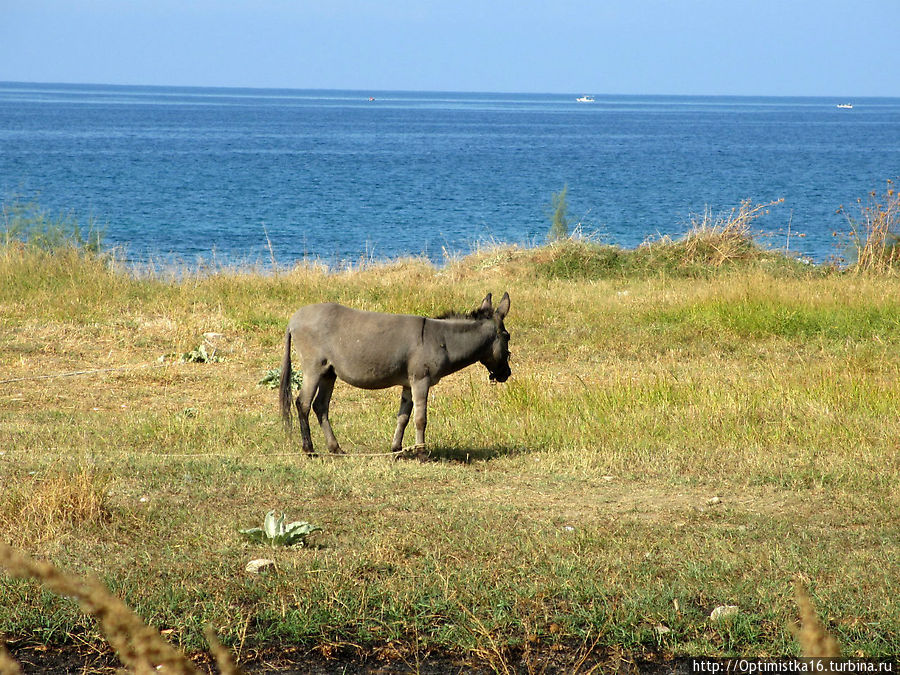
[{"left": 404, "top": 445, "right": 523, "bottom": 464}]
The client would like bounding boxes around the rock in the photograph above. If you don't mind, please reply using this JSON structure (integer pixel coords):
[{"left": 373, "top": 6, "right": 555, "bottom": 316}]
[
  {"left": 245, "top": 559, "right": 277, "bottom": 575},
  {"left": 710, "top": 605, "right": 739, "bottom": 621},
  {"left": 655, "top": 624, "right": 672, "bottom": 635},
  {"left": 707, "top": 496, "right": 722, "bottom": 505}
]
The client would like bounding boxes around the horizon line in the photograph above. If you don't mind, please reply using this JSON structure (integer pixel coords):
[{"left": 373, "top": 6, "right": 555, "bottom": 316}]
[{"left": 0, "top": 79, "right": 891, "bottom": 101}]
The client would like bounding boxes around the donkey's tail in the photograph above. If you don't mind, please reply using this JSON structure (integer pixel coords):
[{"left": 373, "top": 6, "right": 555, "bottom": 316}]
[{"left": 279, "top": 327, "right": 294, "bottom": 433}]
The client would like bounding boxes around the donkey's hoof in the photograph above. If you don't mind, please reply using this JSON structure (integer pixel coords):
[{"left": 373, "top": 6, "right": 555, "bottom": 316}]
[
  {"left": 329, "top": 447, "right": 345, "bottom": 455},
  {"left": 396, "top": 445, "right": 429, "bottom": 461}
]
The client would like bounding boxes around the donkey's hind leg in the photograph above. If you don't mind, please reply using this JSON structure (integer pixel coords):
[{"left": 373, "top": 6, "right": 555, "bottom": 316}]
[
  {"left": 295, "top": 367, "right": 322, "bottom": 455},
  {"left": 312, "top": 371, "right": 342, "bottom": 454}
]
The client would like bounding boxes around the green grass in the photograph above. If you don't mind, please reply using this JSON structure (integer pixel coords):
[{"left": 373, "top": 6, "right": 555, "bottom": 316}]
[{"left": 1, "top": 230, "right": 899, "bottom": 669}]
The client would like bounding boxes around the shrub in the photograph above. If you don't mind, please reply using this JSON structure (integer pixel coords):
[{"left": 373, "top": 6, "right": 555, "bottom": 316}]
[{"left": 547, "top": 185, "right": 571, "bottom": 241}]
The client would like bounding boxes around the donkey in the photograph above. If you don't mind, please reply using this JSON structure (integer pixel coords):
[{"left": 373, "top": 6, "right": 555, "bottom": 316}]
[{"left": 279, "top": 292, "right": 511, "bottom": 455}]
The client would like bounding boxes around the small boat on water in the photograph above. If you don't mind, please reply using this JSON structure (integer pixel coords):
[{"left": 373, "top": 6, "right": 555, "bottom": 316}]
[
  {"left": 836, "top": 103, "right": 853, "bottom": 109},
  {"left": 576, "top": 95, "right": 595, "bottom": 103}
]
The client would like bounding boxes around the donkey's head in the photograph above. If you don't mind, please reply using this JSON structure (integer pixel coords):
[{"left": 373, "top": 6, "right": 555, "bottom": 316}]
[{"left": 478, "top": 292, "right": 511, "bottom": 383}]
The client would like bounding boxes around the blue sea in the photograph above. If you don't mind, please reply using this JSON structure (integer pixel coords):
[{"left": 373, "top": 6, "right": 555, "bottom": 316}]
[{"left": 2, "top": 82, "right": 899, "bottom": 267}]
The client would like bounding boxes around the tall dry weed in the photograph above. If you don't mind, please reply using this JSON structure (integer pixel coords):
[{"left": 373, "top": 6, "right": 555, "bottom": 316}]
[
  {"left": 0, "top": 543, "right": 241, "bottom": 674},
  {"left": 840, "top": 180, "right": 900, "bottom": 274}
]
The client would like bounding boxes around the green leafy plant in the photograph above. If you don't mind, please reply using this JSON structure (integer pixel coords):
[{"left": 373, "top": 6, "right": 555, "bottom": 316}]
[
  {"left": 239, "top": 511, "right": 322, "bottom": 548},
  {"left": 258, "top": 367, "right": 301, "bottom": 390},
  {"left": 179, "top": 343, "right": 222, "bottom": 363}
]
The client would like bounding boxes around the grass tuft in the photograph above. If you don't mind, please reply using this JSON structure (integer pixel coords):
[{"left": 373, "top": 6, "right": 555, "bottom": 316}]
[{"left": 0, "top": 467, "right": 113, "bottom": 547}]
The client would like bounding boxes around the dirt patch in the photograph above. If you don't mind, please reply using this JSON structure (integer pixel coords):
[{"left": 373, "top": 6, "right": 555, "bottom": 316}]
[{"left": 458, "top": 473, "right": 818, "bottom": 529}]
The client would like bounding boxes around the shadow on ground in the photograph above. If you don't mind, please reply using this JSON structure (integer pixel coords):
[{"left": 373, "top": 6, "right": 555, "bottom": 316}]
[{"left": 404, "top": 444, "right": 524, "bottom": 463}]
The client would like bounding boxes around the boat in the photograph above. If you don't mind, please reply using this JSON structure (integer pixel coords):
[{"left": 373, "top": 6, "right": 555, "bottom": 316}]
[
  {"left": 836, "top": 103, "right": 853, "bottom": 109},
  {"left": 576, "top": 95, "right": 595, "bottom": 103}
]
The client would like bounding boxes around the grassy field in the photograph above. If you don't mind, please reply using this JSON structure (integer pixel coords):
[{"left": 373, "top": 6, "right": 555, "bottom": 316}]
[{"left": 1, "top": 229, "right": 899, "bottom": 671}]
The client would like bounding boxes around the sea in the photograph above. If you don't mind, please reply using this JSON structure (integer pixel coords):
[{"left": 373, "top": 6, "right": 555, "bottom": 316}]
[{"left": 2, "top": 81, "right": 899, "bottom": 268}]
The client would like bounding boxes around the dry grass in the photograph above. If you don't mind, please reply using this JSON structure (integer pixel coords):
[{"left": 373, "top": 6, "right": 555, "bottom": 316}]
[
  {"left": 0, "top": 467, "right": 112, "bottom": 547},
  {"left": 2, "top": 235, "right": 899, "bottom": 666},
  {"left": 679, "top": 198, "right": 785, "bottom": 266}
]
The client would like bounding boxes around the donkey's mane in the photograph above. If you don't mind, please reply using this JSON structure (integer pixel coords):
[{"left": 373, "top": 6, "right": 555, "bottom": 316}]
[{"left": 434, "top": 306, "right": 493, "bottom": 321}]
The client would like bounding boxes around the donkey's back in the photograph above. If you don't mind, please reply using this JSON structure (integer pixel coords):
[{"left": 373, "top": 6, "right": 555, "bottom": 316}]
[{"left": 286, "top": 303, "right": 425, "bottom": 390}]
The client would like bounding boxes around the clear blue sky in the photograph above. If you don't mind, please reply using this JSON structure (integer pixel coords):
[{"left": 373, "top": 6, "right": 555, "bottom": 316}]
[{"left": 2, "top": 0, "right": 899, "bottom": 96}]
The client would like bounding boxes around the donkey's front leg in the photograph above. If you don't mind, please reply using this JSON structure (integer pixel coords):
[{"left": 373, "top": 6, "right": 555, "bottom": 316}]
[
  {"left": 391, "top": 386, "right": 413, "bottom": 452},
  {"left": 410, "top": 378, "right": 430, "bottom": 457}
]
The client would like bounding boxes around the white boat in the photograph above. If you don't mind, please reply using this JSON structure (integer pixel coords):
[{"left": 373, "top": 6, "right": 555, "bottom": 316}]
[
  {"left": 836, "top": 103, "right": 853, "bottom": 109},
  {"left": 576, "top": 95, "right": 595, "bottom": 103}
]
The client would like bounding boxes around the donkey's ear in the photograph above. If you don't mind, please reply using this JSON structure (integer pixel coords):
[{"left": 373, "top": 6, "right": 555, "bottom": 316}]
[
  {"left": 496, "top": 292, "right": 510, "bottom": 320},
  {"left": 480, "top": 293, "right": 493, "bottom": 312}
]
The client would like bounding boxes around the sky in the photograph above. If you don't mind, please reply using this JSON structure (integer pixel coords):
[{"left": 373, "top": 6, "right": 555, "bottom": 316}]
[{"left": 2, "top": 0, "right": 900, "bottom": 97}]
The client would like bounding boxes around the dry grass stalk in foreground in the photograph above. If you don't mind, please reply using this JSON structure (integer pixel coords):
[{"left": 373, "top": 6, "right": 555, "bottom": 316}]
[
  {"left": 793, "top": 581, "right": 841, "bottom": 658},
  {"left": 0, "top": 640, "right": 23, "bottom": 675},
  {"left": 0, "top": 543, "right": 241, "bottom": 675}
]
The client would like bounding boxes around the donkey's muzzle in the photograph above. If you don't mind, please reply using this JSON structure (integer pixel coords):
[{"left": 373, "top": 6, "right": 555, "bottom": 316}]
[{"left": 489, "top": 367, "right": 511, "bottom": 383}]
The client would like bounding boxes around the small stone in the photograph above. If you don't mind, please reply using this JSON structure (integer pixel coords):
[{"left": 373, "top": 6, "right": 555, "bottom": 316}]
[
  {"left": 655, "top": 624, "right": 672, "bottom": 635},
  {"left": 706, "top": 496, "right": 722, "bottom": 505},
  {"left": 710, "top": 605, "right": 739, "bottom": 621},
  {"left": 245, "top": 559, "right": 277, "bottom": 575}
]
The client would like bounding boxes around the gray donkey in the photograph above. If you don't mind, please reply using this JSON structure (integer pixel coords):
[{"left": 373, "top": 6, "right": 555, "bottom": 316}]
[{"left": 280, "top": 292, "right": 511, "bottom": 455}]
